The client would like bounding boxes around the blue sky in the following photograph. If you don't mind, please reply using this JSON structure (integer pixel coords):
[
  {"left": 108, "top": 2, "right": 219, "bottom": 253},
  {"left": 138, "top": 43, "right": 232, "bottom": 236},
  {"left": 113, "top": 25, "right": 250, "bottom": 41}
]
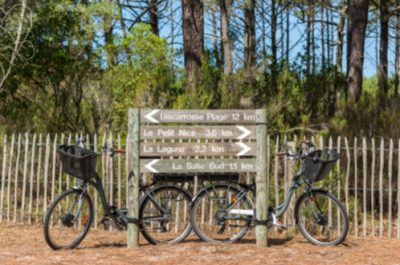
[{"left": 123, "top": 1, "right": 390, "bottom": 78}]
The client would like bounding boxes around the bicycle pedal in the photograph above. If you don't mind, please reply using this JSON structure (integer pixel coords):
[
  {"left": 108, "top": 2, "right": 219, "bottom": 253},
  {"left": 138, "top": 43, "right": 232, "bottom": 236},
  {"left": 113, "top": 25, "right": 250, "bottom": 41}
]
[
  {"left": 271, "top": 213, "right": 287, "bottom": 230},
  {"left": 99, "top": 217, "right": 110, "bottom": 230}
]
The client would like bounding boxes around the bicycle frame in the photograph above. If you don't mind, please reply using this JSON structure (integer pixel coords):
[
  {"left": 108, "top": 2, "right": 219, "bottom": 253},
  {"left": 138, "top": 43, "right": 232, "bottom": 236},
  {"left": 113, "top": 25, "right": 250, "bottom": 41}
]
[
  {"left": 274, "top": 170, "right": 303, "bottom": 218},
  {"left": 76, "top": 172, "right": 172, "bottom": 228},
  {"left": 224, "top": 166, "right": 312, "bottom": 222}
]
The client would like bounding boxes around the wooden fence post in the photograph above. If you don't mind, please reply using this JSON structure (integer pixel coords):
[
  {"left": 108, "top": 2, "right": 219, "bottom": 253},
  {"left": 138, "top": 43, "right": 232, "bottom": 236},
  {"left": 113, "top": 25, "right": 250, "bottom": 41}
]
[
  {"left": 336, "top": 136, "right": 341, "bottom": 233},
  {"left": 283, "top": 135, "right": 287, "bottom": 226},
  {"left": 344, "top": 137, "right": 350, "bottom": 216},
  {"left": 51, "top": 134, "right": 58, "bottom": 204},
  {"left": 28, "top": 133, "right": 37, "bottom": 224},
  {"left": 379, "top": 138, "right": 384, "bottom": 238},
  {"left": 388, "top": 139, "right": 393, "bottom": 238},
  {"left": 0, "top": 135, "right": 7, "bottom": 223},
  {"left": 20, "top": 133, "right": 29, "bottom": 222},
  {"left": 286, "top": 140, "right": 296, "bottom": 227},
  {"left": 43, "top": 134, "right": 50, "bottom": 220},
  {"left": 362, "top": 137, "right": 367, "bottom": 237},
  {"left": 371, "top": 138, "right": 376, "bottom": 237},
  {"left": 35, "top": 134, "right": 42, "bottom": 223},
  {"left": 7, "top": 134, "right": 15, "bottom": 223},
  {"left": 117, "top": 134, "right": 122, "bottom": 209},
  {"left": 93, "top": 133, "right": 98, "bottom": 229},
  {"left": 354, "top": 137, "right": 358, "bottom": 237},
  {"left": 274, "top": 135, "right": 279, "bottom": 211},
  {"left": 397, "top": 139, "right": 400, "bottom": 239},
  {"left": 13, "top": 133, "right": 21, "bottom": 223},
  {"left": 127, "top": 108, "right": 140, "bottom": 248},
  {"left": 256, "top": 109, "right": 268, "bottom": 247}
]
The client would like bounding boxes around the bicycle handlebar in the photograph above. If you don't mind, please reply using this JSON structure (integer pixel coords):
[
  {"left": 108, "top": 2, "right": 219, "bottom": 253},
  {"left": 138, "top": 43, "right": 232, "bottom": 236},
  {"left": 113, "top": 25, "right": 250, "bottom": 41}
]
[
  {"left": 100, "top": 145, "right": 126, "bottom": 157},
  {"left": 276, "top": 140, "right": 316, "bottom": 159}
]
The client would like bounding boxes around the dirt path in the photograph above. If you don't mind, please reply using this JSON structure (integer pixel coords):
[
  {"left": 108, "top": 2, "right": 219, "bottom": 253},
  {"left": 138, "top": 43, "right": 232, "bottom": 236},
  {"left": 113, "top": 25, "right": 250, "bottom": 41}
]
[{"left": 0, "top": 225, "right": 399, "bottom": 265}]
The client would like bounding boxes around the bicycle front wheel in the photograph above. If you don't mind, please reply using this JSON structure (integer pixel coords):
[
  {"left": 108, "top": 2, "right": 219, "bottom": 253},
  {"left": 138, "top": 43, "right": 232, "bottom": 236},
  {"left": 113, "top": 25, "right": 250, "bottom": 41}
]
[
  {"left": 44, "top": 189, "right": 93, "bottom": 250},
  {"left": 190, "top": 184, "right": 253, "bottom": 244},
  {"left": 139, "top": 185, "right": 192, "bottom": 244},
  {"left": 295, "top": 190, "right": 349, "bottom": 246}
]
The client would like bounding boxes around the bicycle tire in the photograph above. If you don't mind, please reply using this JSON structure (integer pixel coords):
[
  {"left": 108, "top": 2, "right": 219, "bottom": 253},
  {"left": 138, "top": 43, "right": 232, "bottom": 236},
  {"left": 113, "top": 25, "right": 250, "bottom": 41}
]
[
  {"left": 44, "top": 189, "right": 93, "bottom": 250},
  {"left": 190, "top": 184, "right": 253, "bottom": 244},
  {"left": 139, "top": 185, "right": 192, "bottom": 244},
  {"left": 294, "top": 190, "right": 349, "bottom": 246}
]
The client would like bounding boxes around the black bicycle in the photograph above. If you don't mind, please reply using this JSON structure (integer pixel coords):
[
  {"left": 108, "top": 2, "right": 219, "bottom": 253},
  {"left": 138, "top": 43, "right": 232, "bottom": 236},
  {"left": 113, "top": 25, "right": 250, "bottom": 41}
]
[
  {"left": 43, "top": 139, "right": 192, "bottom": 250},
  {"left": 190, "top": 140, "right": 349, "bottom": 246}
]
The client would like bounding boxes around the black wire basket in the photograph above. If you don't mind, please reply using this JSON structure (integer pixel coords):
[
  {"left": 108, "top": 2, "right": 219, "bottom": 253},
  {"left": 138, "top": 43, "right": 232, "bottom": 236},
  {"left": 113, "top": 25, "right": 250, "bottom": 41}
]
[
  {"left": 304, "top": 149, "right": 340, "bottom": 183},
  {"left": 58, "top": 145, "right": 98, "bottom": 180}
]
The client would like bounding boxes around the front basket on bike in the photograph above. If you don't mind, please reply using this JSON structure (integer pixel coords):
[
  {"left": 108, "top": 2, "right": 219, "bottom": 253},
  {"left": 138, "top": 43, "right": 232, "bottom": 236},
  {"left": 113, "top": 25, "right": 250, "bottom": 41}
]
[
  {"left": 58, "top": 145, "right": 98, "bottom": 180},
  {"left": 304, "top": 149, "right": 340, "bottom": 183}
]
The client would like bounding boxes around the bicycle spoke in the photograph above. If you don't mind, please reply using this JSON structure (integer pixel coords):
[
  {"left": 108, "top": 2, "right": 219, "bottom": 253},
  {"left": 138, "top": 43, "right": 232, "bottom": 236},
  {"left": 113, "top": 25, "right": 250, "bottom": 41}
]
[
  {"left": 44, "top": 190, "right": 92, "bottom": 250},
  {"left": 296, "top": 191, "right": 348, "bottom": 245},
  {"left": 140, "top": 186, "right": 191, "bottom": 244},
  {"left": 191, "top": 185, "right": 252, "bottom": 243}
]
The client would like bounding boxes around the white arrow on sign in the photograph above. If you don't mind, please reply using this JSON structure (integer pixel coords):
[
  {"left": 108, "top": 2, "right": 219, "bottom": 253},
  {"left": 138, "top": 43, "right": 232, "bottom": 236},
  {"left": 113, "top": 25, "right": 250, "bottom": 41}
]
[
  {"left": 144, "top": 159, "right": 159, "bottom": 173},
  {"left": 236, "top": 126, "right": 252, "bottom": 140},
  {"left": 145, "top": 109, "right": 160, "bottom": 123},
  {"left": 235, "top": 142, "right": 251, "bottom": 156}
]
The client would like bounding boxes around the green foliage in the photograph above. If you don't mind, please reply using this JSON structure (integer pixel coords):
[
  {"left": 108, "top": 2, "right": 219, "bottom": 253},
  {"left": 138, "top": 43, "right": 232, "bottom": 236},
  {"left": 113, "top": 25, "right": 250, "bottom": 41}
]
[
  {"left": 1, "top": 1, "right": 400, "bottom": 139},
  {"left": 173, "top": 53, "right": 220, "bottom": 109},
  {"left": 107, "top": 24, "right": 175, "bottom": 130},
  {"left": 329, "top": 76, "right": 400, "bottom": 137}
]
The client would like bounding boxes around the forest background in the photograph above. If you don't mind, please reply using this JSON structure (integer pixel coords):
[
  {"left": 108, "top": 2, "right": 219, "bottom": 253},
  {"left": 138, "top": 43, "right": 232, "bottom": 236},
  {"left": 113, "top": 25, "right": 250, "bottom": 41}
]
[{"left": 0, "top": 0, "right": 396, "bottom": 137}]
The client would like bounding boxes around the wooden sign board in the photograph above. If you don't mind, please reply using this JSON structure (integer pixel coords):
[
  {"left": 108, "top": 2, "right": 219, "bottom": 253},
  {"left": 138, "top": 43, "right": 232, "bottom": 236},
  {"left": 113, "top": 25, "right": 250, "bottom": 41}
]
[
  {"left": 140, "top": 159, "right": 257, "bottom": 173},
  {"left": 127, "top": 108, "right": 268, "bottom": 248},
  {"left": 140, "top": 142, "right": 256, "bottom": 157},
  {"left": 141, "top": 109, "right": 258, "bottom": 124},
  {"left": 141, "top": 125, "right": 256, "bottom": 140}
]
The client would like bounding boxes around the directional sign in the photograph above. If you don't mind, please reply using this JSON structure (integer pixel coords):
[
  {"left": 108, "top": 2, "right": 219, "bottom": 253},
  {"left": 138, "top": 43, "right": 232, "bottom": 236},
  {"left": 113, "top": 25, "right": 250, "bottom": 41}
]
[
  {"left": 141, "top": 126, "right": 256, "bottom": 140},
  {"left": 140, "top": 159, "right": 257, "bottom": 173},
  {"left": 140, "top": 142, "right": 256, "bottom": 157},
  {"left": 141, "top": 109, "right": 258, "bottom": 124}
]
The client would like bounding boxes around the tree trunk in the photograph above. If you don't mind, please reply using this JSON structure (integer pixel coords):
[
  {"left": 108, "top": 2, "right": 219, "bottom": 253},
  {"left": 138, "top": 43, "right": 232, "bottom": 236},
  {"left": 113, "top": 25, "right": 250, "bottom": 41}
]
[
  {"left": 211, "top": 5, "right": 220, "bottom": 67},
  {"left": 286, "top": 2, "right": 290, "bottom": 62},
  {"left": 182, "top": 0, "right": 204, "bottom": 86},
  {"left": 244, "top": 0, "right": 256, "bottom": 73},
  {"left": 271, "top": 0, "right": 277, "bottom": 90},
  {"left": 148, "top": 0, "right": 159, "bottom": 35},
  {"left": 104, "top": 0, "right": 116, "bottom": 67},
  {"left": 336, "top": 3, "right": 346, "bottom": 71},
  {"left": 326, "top": 1, "right": 331, "bottom": 66},
  {"left": 118, "top": 0, "right": 132, "bottom": 66},
  {"left": 280, "top": 4, "right": 284, "bottom": 60},
  {"left": 311, "top": 3, "right": 316, "bottom": 74},
  {"left": 347, "top": 0, "right": 369, "bottom": 102},
  {"left": 306, "top": 1, "right": 311, "bottom": 76},
  {"left": 395, "top": 5, "right": 400, "bottom": 97},
  {"left": 220, "top": 0, "right": 232, "bottom": 74},
  {"left": 321, "top": 1, "right": 325, "bottom": 68},
  {"left": 378, "top": 0, "right": 389, "bottom": 95}
]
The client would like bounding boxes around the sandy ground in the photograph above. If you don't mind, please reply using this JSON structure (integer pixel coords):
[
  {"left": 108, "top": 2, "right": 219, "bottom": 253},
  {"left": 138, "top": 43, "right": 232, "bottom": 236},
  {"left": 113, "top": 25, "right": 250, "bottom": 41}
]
[{"left": 1, "top": 225, "right": 400, "bottom": 265}]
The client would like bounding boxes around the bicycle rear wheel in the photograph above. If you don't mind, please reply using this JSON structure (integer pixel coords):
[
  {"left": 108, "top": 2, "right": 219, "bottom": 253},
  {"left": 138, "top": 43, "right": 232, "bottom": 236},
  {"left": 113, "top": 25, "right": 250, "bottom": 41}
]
[
  {"left": 190, "top": 184, "right": 253, "bottom": 244},
  {"left": 295, "top": 190, "right": 349, "bottom": 246},
  {"left": 44, "top": 189, "right": 93, "bottom": 250},
  {"left": 139, "top": 185, "right": 192, "bottom": 244}
]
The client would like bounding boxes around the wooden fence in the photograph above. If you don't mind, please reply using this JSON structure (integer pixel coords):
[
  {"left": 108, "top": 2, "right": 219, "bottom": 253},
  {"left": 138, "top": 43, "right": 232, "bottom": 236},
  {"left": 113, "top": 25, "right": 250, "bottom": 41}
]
[{"left": 0, "top": 133, "right": 399, "bottom": 239}]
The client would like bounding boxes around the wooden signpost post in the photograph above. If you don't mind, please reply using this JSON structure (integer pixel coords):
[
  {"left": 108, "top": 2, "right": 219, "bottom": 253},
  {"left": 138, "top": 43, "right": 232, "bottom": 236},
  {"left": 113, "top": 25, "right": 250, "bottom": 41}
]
[{"left": 127, "top": 109, "right": 268, "bottom": 248}]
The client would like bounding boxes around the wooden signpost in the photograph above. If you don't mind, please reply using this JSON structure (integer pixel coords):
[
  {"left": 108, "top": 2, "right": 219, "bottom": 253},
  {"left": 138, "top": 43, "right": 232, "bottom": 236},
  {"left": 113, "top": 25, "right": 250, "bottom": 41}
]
[{"left": 127, "top": 108, "right": 268, "bottom": 248}]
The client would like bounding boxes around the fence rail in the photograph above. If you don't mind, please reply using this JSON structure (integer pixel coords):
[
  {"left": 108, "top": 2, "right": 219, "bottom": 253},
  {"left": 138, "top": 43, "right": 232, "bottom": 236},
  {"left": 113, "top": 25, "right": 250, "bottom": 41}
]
[{"left": 0, "top": 133, "right": 400, "bottom": 239}]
